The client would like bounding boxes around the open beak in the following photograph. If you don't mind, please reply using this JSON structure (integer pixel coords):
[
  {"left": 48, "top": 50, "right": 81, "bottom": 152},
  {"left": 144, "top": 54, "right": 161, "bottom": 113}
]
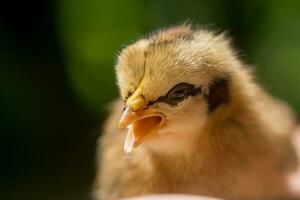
[{"left": 118, "top": 90, "right": 165, "bottom": 153}]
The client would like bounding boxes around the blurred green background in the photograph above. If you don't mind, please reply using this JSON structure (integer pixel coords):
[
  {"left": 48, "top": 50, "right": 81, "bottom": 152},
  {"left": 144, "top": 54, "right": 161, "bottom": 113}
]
[{"left": 1, "top": 0, "right": 299, "bottom": 199}]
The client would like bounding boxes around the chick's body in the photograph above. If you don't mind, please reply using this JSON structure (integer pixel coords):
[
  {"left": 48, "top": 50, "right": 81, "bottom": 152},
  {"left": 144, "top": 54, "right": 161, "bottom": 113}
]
[{"left": 94, "top": 25, "right": 298, "bottom": 200}]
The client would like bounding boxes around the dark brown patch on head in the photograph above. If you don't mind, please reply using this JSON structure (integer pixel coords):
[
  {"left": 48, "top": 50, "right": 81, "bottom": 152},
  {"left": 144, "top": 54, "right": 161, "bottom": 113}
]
[
  {"left": 150, "top": 24, "right": 194, "bottom": 44},
  {"left": 206, "top": 78, "right": 230, "bottom": 112}
]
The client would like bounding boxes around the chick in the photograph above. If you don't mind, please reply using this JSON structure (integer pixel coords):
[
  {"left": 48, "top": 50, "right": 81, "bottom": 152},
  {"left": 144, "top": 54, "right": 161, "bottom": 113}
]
[{"left": 93, "top": 24, "right": 299, "bottom": 200}]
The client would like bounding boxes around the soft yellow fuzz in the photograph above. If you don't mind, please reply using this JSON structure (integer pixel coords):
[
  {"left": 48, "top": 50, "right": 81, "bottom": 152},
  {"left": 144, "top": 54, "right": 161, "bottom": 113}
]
[{"left": 93, "top": 24, "right": 299, "bottom": 200}]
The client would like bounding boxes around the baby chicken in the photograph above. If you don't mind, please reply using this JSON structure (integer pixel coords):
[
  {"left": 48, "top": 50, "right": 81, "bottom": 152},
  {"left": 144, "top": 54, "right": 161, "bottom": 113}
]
[{"left": 93, "top": 24, "right": 299, "bottom": 200}]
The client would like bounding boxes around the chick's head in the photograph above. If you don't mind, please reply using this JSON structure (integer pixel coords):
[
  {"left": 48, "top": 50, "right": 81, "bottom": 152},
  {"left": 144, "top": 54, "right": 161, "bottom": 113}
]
[{"left": 116, "top": 25, "right": 236, "bottom": 154}]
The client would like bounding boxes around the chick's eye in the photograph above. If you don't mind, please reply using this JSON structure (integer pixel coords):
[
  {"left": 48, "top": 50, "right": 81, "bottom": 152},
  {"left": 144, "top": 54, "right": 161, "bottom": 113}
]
[
  {"left": 168, "top": 88, "right": 187, "bottom": 100},
  {"left": 166, "top": 83, "right": 191, "bottom": 104}
]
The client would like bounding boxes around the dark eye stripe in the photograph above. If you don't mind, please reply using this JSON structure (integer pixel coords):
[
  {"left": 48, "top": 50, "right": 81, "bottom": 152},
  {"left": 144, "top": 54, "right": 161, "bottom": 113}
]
[{"left": 148, "top": 82, "right": 202, "bottom": 107}]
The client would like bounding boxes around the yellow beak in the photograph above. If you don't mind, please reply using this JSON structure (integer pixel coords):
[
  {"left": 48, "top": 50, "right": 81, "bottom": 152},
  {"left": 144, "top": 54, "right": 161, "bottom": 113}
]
[{"left": 118, "top": 90, "right": 165, "bottom": 153}]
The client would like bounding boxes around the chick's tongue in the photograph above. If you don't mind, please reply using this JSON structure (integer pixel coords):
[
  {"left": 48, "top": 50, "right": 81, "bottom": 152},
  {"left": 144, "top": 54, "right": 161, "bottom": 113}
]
[
  {"left": 123, "top": 116, "right": 161, "bottom": 154},
  {"left": 132, "top": 116, "right": 162, "bottom": 143}
]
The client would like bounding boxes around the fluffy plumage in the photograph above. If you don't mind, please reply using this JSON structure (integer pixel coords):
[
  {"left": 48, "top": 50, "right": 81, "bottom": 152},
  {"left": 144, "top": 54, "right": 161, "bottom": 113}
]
[{"left": 93, "top": 24, "right": 299, "bottom": 200}]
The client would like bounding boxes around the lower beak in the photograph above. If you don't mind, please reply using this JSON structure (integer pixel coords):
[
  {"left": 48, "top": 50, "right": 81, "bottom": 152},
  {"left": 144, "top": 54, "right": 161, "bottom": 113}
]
[{"left": 119, "top": 106, "right": 165, "bottom": 153}]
